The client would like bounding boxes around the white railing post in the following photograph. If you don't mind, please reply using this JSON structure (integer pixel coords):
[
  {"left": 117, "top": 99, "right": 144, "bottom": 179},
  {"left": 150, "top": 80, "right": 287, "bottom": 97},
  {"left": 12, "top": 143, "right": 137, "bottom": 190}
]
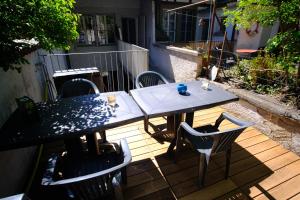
[{"left": 42, "top": 45, "right": 148, "bottom": 93}]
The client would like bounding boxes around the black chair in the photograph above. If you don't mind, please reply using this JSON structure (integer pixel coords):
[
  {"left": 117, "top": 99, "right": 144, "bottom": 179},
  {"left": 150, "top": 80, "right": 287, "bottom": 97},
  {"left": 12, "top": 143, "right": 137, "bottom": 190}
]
[
  {"left": 41, "top": 139, "right": 131, "bottom": 200},
  {"left": 59, "top": 78, "right": 102, "bottom": 154},
  {"left": 175, "top": 112, "right": 253, "bottom": 187},
  {"left": 135, "top": 71, "right": 169, "bottom": 132},
  {"left": 59, "top": 78, "right": 100, "bottom": 99},
  {"left": 135, "top": 71, "right": 169, "bottom": 89}
]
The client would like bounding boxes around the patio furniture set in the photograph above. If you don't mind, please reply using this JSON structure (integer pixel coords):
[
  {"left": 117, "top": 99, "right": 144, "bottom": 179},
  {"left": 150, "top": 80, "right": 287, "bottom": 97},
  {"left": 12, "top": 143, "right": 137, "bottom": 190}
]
[{"left": 0, "top": 72, "right": 252, "bottom": 199}]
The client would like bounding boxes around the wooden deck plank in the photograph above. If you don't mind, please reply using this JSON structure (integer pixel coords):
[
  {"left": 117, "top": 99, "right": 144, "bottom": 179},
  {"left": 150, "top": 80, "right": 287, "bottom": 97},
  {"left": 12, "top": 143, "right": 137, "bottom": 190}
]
[
  {"left": 234, "top": 134, "right": 270, "bottom": 151},
  {"left": 223, "top": 145, "right": 289, "bottom": 176},
  {"left": 135, "top": 188, "right": 176, "bottom": 200},
  {"left": 254, "top": 175, "right": 300, "bottom": 200},
  {"left": 231, "top": 152, "right": 300, "bottom": 187},
  {"left": 242, "top": 160, "right": 300, "bottom": 198},
  {"left": 214, "top": 189, "right": 249, "bottom": 200},
  {"left": 124, "top": 177, "right": 169, "bottom": 200},
  {"left": 127, "top": 159, "right": 158, "bottom": 177},
  {"left": 214, "top": 139, "right": 279, "bottom": 164},
  {"left": 179, "top": 179, "right": 237, "bottom": 200},
  {"left": 289, "top": 193, "right": 300, "bottom": 200},
  {"left": 126, "top": 167, "right": 165, "bottom": 188}
]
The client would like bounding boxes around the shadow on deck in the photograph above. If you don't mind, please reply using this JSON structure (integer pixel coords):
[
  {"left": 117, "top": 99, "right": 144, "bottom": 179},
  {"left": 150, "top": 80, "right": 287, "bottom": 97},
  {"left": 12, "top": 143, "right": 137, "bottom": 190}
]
[{"left": 29, "top": 107, "right": 300, "bottom": 200}]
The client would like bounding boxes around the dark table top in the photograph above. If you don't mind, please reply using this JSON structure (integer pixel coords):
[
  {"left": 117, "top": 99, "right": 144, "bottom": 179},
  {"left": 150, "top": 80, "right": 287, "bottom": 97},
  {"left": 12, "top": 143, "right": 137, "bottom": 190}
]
[
  {"left": 0, "top": 91, "right": 144, "bottom": 151},
  {"left": 130, "top": 80, "right": 238, "bottom": 117}
]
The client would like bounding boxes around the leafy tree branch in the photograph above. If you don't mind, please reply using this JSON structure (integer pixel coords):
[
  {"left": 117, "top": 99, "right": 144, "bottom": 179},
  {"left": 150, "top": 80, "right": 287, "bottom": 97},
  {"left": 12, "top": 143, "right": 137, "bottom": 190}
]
[{"left": 0, "top": 0, "right": 79, "bottom": 71}]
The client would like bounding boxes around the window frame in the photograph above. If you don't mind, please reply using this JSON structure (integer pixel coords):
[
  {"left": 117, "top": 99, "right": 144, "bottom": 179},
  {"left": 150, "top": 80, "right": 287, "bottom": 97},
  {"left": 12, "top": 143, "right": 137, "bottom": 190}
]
[{"left": 77, "top": 13, "right": 116, "bottom": 47}]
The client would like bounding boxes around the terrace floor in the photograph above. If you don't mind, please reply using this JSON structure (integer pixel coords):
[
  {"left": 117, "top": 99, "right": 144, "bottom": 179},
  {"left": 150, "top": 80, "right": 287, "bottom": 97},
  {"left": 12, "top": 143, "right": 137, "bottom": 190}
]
[{"left": 32, "top": 106, "right": 300, "bottom": 200}]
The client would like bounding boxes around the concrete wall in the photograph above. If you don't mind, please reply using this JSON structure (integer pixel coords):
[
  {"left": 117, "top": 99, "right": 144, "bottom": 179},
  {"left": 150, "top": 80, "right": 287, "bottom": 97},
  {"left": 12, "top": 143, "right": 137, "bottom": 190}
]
[
  {"left": 0, "top": 49, "right": 48, "bottom": 197},
  {"left": 140, "top": 0, "right": 156, "bottom": 49},
  {"left": 150, "top": 44, "right": 201, "bottom": 82}
]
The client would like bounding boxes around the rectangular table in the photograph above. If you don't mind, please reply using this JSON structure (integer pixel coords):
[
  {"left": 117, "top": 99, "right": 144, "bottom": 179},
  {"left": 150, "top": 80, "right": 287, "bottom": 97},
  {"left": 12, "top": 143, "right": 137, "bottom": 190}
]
[
  {"left": 0, "top": 91, "right": 144, "bottom": 152},
  {"left": 130, "top": 80, "right": 238, "bottom": 154}
]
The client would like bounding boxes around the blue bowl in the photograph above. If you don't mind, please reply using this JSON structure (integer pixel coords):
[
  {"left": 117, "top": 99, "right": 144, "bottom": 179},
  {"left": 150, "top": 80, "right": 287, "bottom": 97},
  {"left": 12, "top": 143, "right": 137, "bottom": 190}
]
[{"left": 177, "top": 83, "right": 187, "bottom": 94}]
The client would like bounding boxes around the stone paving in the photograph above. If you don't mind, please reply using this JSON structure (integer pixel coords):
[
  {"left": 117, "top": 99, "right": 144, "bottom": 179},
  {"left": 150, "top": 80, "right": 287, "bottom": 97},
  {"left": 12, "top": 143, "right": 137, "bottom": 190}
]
[{"left": 222, "top": 102, "right": 300, "bottom": 156}]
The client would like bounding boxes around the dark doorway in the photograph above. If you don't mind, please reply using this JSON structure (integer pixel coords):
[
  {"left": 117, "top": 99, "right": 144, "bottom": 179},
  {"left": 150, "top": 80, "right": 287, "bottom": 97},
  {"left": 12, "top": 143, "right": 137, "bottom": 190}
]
[{"left": 122, "top": 18, "right": 136, "bottom": 44}]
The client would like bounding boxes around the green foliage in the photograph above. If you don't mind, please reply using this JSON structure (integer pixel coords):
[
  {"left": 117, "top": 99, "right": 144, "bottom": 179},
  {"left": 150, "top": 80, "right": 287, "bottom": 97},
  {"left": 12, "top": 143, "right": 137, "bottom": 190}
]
[
  {"left": 233, "top": 55, "right": 297, "bottom": 95},
  {"left": 265, "top": 30, "right": 300, "bottom": 61},
  {"left": 224, "top": 0, "right": 300, "bottom": 56},
  {"left": 0, "top": 0, "right": 79, "bottom": 71},
  {"left": 224, "top": 0, "right": 300, "bottom": 29},
  {"left": 224, "top": 0, "right": 300, "bottom": 93}
]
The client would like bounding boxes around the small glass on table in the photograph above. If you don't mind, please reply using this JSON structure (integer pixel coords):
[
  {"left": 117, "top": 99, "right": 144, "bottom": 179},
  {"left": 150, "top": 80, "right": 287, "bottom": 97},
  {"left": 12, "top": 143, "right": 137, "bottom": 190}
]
[
  {"left": 201, "top": 81, "right": 209, "bottom": 90},
  {"left": 107, "top": 95, "right": 117, "bottom": 113}
]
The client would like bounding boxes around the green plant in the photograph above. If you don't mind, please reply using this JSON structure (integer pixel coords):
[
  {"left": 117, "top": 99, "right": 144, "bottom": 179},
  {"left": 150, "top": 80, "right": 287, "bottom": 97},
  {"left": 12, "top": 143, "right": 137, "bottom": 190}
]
[
  {"left": 0, "top": 0, "right": 79, "bottom": 71},
  {"left": 233, "top": 55, "right": 298, "bottom": 94},
  {"left": 224, "top": 0, "right": 300, "bottom": 77}
]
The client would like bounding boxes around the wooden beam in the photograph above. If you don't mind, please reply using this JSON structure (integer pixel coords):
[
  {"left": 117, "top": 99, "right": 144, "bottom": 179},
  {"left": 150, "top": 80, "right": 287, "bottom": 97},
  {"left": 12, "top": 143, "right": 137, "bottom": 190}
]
[
  {"left": 215, "top": 14, "right": 233, "bottom": 51},
  {"left": 206, "top": 1, "right": 216, "bottom": 77},
  {"left": 166, "top": 0, "right": 210, "bottom": 13}
]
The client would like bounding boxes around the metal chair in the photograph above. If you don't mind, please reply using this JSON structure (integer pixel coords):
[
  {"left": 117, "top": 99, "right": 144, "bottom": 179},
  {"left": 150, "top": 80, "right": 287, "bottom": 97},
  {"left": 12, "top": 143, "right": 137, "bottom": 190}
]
[
  {"left": 135, "top": 71, "right": 169, "bottom": 132},
  {"left": 59, "top": 78, "right": 101, "bottom": 154},
  {"left": 175, "top": 112, "right": 253, "bottom": 187},
  {"left": 59, "top": 78, "right": 100, "bottom": 99},
  {"left": 135, "top": 71, "right": 169, "bottom": 89},
  {"left": 41, "top": 139, "right": 131, "bottom": 200}
]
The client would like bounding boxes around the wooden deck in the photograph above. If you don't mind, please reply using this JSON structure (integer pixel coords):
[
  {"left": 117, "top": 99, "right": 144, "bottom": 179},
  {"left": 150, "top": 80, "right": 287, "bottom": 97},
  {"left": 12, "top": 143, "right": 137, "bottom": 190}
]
[{"left": 37, "top": 106, "right": 300, "bottom": 200}]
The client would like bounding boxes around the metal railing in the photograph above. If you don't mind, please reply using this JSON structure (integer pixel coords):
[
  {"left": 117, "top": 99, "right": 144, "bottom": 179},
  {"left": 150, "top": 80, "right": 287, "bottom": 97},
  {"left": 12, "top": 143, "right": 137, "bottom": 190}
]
[{"left": 40, "top": 43, "right": 149, "bottom": 99}]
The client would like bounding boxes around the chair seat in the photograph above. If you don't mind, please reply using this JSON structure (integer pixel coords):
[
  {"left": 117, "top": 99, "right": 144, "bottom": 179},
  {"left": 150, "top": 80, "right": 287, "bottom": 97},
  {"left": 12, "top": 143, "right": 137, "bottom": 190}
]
[{"left": 184, "top": 125, "right": 218, "bottom": 154}]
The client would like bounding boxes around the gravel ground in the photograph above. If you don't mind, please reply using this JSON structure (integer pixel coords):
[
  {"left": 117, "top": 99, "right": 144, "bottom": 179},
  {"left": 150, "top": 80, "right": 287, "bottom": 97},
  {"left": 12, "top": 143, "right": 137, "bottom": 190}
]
[{"left": 222, "top": 102, "right": 300, "bottom": 156}]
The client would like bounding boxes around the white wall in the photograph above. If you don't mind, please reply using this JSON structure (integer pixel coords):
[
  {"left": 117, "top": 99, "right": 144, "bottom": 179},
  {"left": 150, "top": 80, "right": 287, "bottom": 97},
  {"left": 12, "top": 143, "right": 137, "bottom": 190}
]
[
  {"left": 236, "top": 23, "right": 279, "bottom": 50},
  {"left": 0, "top": 49, "right": 47, "bottom": 197},
  {"left": 117, "top": 40, "right": 149, "bottom": 78},
  {"left": 69, "top": 46, "right": 118, "bottom": 71}
]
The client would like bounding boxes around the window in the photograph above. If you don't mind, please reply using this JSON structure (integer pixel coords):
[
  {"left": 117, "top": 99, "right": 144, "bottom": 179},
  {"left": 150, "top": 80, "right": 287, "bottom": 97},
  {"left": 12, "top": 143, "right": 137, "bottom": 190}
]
[
  {"left": 180, "top": 10, "right": 195, "bottom": 42},
  {"left": 162, "top": 10, "right": 176, "bottom": 42},
  {"left": 78, "top": 15, "right": 115, "bottom": 46},
  {"left": 162, "top": 9, "right": 195, "bottom": 42},
  {"left": 213, "top": 17, "right": 226, "bottom": 36}
]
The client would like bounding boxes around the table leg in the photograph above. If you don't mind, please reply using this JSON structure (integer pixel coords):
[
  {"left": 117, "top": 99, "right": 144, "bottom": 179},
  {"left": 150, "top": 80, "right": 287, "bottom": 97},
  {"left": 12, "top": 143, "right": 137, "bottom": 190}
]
[
  {"left": 185, "top": 112, "right": 194, "bottom": 127},
  {"left": 167, "top": 115, "right": 175, "bottom": 133},
  {"left": 86, "top": 133, "right": 100, "bottom": 155},
  {"left": 167, "top": 113, "right": 184, "bottom": 154}
]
